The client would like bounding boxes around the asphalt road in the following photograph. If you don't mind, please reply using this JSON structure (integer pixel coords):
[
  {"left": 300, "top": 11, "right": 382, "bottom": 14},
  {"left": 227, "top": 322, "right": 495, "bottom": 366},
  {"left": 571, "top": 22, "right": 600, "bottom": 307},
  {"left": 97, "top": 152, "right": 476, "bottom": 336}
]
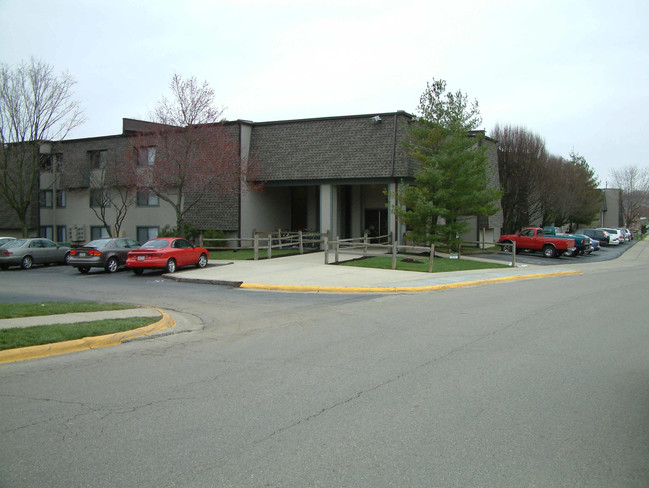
[{"left": 1, "top": 249, "right": 648, "bottom": 487}]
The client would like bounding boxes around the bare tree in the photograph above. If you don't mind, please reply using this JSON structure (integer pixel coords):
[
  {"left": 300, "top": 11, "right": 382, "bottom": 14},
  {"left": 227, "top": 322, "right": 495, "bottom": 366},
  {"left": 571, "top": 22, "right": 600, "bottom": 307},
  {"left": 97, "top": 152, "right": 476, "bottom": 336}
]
[
  {"left": 0, "top": 58, "right": 84, "bottom": 236},
  {"left": 135, "top": 74, "right": 260, "bottom": 236},
  {"left": 492, "top": 124, "right": 546, "bottom": 233},
  {"left": 82, "top": 152, "right": 139, "bottom": 237},
  {"left": 610, "top": 165, "right": 649, "bottom": 228}
]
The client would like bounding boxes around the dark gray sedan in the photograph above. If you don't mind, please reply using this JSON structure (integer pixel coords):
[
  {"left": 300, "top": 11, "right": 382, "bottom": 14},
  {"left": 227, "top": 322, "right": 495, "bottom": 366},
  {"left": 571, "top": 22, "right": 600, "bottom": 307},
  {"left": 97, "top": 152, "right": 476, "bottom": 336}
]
[
  {"left": 69, "top": 238, "right": 140, "bottom": 273},
  {"left": 0, "top": 238, "right": 71, "bottom": 270}
]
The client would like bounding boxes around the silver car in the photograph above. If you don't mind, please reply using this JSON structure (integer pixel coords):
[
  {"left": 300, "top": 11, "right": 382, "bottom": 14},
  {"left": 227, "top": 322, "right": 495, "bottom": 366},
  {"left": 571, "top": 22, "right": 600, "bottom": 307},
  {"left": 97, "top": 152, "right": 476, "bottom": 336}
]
[{"left": 0, "top": 238, "right": 71, "bottom": 270}]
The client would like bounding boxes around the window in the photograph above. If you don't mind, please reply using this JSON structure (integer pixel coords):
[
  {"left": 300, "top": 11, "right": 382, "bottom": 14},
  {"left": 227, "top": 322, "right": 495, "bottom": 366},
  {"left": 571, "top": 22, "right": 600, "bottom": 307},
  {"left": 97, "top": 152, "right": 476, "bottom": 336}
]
[
  {"left": 137, "top": 189, "right": 159, "bottom": 206},
  {"left": 39, "top": 226, "right": 53, "bottom": 239},
  {"left": 56, "top": 225, "right": 66, "bottom": 243},
  {"left": 137, "top": 226, "right": 159, "bottom": 243},
  {"left": 90, "top": 226, "right": 111, "bottom": 240},
  {"left": 90, "top": 189, "right": 111, "bottom": 208},
  {"left": 137, "top": 146, "right": 156, "bottom": 166},
  {"left": 56, "top": 190, "right": 66, "bottom": 208},
  {"left": 40, "top": 190, "right": 65, "bottom": 208},
  {"left": 39, "top": 190, "right": 53, "bottom": 208},
  {"left": 40, "top": 153, "right": 63, "bottom": 171},
  {"left": 88, "top": 150, "right": 108, "bottom": 169}
]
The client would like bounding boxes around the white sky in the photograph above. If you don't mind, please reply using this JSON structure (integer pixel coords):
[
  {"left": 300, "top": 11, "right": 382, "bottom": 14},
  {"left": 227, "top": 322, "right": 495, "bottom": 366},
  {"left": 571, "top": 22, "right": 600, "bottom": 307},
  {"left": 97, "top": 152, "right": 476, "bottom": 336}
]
[{"left": 1, "top": 0, "right": 647, "bottom": 184}]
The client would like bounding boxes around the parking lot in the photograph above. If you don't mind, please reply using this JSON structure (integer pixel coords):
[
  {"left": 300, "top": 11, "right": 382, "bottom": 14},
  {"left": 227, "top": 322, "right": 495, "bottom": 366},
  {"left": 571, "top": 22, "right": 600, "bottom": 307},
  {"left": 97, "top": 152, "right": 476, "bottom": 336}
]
[{"left": 481, "top": 239, "right": 637, "bottom": 266}]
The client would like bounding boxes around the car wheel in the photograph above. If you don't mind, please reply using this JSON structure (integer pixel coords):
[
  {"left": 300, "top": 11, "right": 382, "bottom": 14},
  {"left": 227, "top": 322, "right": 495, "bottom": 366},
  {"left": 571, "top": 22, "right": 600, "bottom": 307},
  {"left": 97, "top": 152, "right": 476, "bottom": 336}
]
[
  {"left": 196, "top": 253, "right": 208, "bottom": 268},
  {"left": 78, "top": 266, "right": 90, "bottom": 274},
  {"left": 21, "top": 255, "right": 33, "bottom": 269},
  {"left": 501, "top": 241, "right": 513, "bottom": 253},
  {"left": 0, "top": 264, "right": 8, "bottom": 270},
  {"left": 105, "top": 257, "right": 118, "bottom": 273},
  {"left": 542, "top": 245, "right": 557, "bottom": 258},
  {"left": 63, "top": 252, "right": 71, "bottom": 265},
  {"left": 133, "top": 269, "right": 144, "bottom": 275},
  {"left": 165, "top": 259, "right": 177, "bottom": 273}
]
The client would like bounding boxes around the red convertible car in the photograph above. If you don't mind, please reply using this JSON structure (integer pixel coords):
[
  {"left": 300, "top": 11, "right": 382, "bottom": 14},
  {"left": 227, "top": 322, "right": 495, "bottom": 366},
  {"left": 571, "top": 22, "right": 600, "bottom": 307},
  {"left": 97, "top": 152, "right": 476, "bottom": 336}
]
[{"left": 126, "top": 237, "right": 209, "bottom": 274}]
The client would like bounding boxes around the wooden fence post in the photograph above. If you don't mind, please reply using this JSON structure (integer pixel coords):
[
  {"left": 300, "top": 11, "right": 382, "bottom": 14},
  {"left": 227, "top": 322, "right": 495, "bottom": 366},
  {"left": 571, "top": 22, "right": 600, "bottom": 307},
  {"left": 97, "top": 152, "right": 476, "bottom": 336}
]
[
  {"left": 299, "top": 231, "right": 304, "bottom": 254},
  {"left": 428, "top": 244, "right": 435, "bottom": 272},
  {"left": 391, "top": 238, "right": 397, "bottom": 270},
  {"left": 335, "top": 236, "right": 340, "bottom": 263},
  {"left": 324, "top": 236, "right": 329, "bottom": 264},
  {"left": 512, "top": 241, "right": 516, "bottom": 267},
  {"left": 254, "top": 233, "right": 259, "bottom": 261}
]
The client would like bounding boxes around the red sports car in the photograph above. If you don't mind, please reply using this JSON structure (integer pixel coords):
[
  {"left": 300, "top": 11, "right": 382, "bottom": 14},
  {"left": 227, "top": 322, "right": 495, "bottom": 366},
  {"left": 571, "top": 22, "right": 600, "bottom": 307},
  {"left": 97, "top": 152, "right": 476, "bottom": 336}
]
[{"left": 126, "top": 237, "right": 209, "bottom": 274}]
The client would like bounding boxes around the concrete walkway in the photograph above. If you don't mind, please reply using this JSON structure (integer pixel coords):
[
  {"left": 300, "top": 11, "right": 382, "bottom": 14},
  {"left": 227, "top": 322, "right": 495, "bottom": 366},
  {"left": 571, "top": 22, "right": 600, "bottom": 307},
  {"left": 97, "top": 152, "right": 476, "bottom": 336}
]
[{"left": 168, "top": 249, "right": 584, "bottom": 292}]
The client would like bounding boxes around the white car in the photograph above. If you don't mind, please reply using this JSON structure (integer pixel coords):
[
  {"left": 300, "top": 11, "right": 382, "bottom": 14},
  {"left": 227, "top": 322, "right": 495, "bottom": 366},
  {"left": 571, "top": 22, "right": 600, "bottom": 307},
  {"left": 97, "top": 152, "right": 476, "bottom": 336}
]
[
  {"left": 618, "top": 228, "right": 632, "bottom": 241},
  {"left": 598, "top": 228, "right": 622, "bottom": 245}
]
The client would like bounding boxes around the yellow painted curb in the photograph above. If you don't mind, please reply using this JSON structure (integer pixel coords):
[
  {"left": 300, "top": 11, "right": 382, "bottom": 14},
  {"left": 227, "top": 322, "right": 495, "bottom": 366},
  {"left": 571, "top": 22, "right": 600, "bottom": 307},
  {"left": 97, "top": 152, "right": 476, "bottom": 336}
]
[
  {"left": 239, "top": 270, "right": 582, "bottom": 293},
  {"left": 0, "top": 307, "right": 174, "bottom": 365}
]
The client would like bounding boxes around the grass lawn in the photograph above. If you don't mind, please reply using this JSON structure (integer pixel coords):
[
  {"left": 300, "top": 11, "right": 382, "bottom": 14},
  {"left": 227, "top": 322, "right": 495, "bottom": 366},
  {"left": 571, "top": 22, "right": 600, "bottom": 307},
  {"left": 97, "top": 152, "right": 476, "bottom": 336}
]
[
  {"left": 209, "top": 249, "right": 314, "bottom": 260},
  {"left": 0, "top": 317, "right": 157, "bottom": 350},
  {"left": 0, "top": 301, "right": 137, "bottom": 319},
  {"left": 0, "top": 302, "right": 155, "bottom": 350},
  {"left": 338, "top": 255, "right": 510, "bottom": 273}
]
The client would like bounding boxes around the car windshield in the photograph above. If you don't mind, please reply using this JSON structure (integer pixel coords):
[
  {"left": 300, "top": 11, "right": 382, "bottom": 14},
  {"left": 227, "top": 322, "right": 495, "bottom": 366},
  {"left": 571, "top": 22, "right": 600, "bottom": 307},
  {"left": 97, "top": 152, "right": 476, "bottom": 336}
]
[
  {"left": 141, "top": 240, "right": 169, "bottom": 249},
  {"left": 85, "top": 239, "right": 112, "bottom": 248}
]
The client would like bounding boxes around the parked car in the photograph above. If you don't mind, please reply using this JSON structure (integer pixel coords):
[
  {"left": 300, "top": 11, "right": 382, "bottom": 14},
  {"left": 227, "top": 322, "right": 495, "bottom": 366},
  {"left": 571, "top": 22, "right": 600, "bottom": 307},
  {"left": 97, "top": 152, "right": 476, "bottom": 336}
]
[
  {"left": 542, "top": 227, "right": 592, "bottom": 256},
  {"left": 618, "top": 228, "right": 632, "bottom": 241},
  {"left": 598, "top": 228, "right": 623, "bottom": 245},
  {"left": 579, "top": 236, "right": 600, "bottom": 251},
  {"left": 0, "top": 238, "right": 71, "bottom": 270},
  {"left": 69, "top": 238, "right": 141, "bottom": 273},
  {"left": 126, "top": 237, "right": 209, "bottom": 274},
  {"left": 577, "top": 229, "right": 610, "bottom": 246},
  {"left": 498, "top": 227, "right": 576, "bottom": 258},
  {"left": 0, "top": 237, "right": 16, "bottom": 247}
]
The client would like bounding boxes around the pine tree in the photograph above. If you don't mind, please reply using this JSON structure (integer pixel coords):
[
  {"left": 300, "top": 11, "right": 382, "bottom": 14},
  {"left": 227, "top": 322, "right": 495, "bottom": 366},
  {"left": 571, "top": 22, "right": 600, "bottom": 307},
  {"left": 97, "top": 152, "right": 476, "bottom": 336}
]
[{"left": 396, "top": 79, "right": 501, "bottom": 250}]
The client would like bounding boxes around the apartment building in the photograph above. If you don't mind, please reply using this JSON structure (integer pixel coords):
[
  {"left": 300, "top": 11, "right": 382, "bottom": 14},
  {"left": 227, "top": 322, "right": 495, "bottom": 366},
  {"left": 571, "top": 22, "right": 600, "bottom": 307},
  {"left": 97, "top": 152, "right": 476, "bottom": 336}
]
[{"left": 4, "top": 111, "right": 504, "bottom": 246}]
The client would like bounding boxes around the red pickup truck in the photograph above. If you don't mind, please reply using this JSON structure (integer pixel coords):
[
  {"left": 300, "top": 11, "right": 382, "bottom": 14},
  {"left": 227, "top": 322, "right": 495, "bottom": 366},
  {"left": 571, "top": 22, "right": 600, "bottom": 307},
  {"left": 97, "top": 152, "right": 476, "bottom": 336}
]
[{"left": 498, "top": 227, "right": 576, "bottom": 258}]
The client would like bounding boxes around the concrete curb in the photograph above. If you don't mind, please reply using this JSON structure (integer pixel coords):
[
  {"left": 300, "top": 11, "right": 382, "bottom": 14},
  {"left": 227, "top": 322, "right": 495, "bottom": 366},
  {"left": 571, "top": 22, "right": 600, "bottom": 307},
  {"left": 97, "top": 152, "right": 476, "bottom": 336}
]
[
  {"left": 233, "top": 270, "right": 583, "bottom": 293},
  {"left": 0, "top": 307, "right": 174, "bottom": 365}
]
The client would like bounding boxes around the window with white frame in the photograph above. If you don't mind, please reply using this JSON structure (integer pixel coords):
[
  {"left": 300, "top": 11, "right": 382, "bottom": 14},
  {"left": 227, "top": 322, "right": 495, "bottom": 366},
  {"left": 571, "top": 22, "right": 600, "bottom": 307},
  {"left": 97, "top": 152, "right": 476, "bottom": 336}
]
[
  {"left": 56, "top": 190, "right": 66, "bottom": 208},
  {"left": 88, "top": 149, "right": 108, "bottom": 169},
  {"left": 137, "top": 146, "right": 156, "bottom": 166},
  {"left": 90, "top": 189, "right": 111, "bottom": 208},
  {"left": 56, "top": 225, "right": 66, "bottom": 243},
  {"left": 91, "top": 226, "right": 111, "bottom": 240},
  {"left": 137, "top": 189, "right": 159, "bottom": 206},
  {"left": 137, "top": 226, "right": 159, "bottom": 243},
  {"left": 39, "top": 226, "right": 53, "bottom": 240},
  {"left": 39, "top": 190, "right": 53, "bottom": 208}
]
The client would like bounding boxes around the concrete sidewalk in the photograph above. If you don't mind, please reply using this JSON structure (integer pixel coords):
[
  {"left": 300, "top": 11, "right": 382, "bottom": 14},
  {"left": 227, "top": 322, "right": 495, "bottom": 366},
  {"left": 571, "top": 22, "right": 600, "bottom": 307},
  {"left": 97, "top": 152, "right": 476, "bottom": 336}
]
[
  {"left": 168, "top": 249, "right": 586, "bottom": 292},
  {"left": 0, "top": 307, "right": 162, "bottom": 329}
]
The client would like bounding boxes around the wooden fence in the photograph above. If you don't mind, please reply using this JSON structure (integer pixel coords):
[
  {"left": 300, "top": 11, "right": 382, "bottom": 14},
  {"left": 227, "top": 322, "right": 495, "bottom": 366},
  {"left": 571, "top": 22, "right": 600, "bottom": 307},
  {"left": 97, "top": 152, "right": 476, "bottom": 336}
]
[{"left": 200, "top": 230, "right": 328, "bottom": 260}]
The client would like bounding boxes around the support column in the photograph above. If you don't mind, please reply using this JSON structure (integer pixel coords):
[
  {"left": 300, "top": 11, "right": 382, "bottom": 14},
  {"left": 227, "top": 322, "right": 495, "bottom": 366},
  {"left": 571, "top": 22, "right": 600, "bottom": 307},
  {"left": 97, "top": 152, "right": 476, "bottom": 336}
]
[
  {"left": 387, "top": 182, "right": 399, "bottom": 244},
  {"left": 319, "top": 184, "right": 336, "bottom": 238}
]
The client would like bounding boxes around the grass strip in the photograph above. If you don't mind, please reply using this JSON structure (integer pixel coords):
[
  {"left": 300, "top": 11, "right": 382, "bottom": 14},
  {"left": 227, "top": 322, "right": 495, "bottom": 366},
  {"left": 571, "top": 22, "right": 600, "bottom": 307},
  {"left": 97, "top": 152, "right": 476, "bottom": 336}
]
[
  {"left": 338, "top": 256, "right": 510, "bottom": 273},
  {"left": 0, "top": 317, "right": 158, "bottom": 350},
  {"left": 209, "top": 249, "right": 313, "bottom": 260},
  {"left": 0, "top": 302, "right": 136, "bottom": 319}
]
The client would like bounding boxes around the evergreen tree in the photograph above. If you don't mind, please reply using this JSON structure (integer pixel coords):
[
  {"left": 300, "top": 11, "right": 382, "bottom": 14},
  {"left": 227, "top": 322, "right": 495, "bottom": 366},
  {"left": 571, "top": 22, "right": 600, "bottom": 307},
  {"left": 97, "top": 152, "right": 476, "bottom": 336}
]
[{"left": 396, "top": 79, "right": 501, "bottom": 250}]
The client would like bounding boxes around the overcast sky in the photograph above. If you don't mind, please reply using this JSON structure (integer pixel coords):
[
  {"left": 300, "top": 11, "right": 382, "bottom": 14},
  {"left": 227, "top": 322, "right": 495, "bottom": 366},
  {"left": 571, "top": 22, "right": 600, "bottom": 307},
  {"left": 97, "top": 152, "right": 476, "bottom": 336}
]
[{"left": 1, "top": 0, "right": 647, "bottom": 184}]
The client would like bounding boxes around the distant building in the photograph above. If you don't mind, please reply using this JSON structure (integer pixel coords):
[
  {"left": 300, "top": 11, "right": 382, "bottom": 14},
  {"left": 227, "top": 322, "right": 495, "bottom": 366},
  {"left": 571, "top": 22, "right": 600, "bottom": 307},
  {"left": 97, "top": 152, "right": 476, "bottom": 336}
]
[{"left": 590, "top": 188, "right": 623, "bottom": 228}]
